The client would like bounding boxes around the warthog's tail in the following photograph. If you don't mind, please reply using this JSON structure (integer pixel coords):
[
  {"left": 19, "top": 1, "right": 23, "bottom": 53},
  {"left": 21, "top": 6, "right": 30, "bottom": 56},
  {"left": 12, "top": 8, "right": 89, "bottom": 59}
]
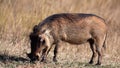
[{"left": 103, "top": 33, "right": 107, "bottom": 51}]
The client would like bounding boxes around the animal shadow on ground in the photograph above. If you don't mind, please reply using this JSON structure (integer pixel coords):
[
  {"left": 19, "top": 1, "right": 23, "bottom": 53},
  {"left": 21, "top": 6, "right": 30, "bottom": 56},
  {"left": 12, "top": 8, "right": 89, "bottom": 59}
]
[{"left": 0, "top": 54, "right": 29, "bottom": 63}]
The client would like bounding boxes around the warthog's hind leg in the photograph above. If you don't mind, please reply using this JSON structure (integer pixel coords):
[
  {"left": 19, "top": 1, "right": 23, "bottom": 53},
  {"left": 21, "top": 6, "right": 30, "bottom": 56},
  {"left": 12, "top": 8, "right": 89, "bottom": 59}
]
[
  {"left": 88, "top": 39, "right": 97, "bottom": 64},
  {"left": 95, "top": 35, "right": 105, "bottom": 65}
]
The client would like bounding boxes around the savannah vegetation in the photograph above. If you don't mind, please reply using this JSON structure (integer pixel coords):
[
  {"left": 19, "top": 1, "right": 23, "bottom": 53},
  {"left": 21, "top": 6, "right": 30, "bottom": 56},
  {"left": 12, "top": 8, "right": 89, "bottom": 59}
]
[{"left": 0, "top": 0, "right": 120, "bottom": 68}]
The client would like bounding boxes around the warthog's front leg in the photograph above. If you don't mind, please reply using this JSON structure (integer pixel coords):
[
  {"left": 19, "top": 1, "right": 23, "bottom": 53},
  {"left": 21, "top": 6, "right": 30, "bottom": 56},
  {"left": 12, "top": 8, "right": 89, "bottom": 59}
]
[
  {"left": 53, "top": 42, "right": 61, "bottom": 62},
  {"left": 41, "top": 48, "right": 47, "bottom": 62},
  {"left": 41, "top": 46, "right": 52, "bottom": 62}
]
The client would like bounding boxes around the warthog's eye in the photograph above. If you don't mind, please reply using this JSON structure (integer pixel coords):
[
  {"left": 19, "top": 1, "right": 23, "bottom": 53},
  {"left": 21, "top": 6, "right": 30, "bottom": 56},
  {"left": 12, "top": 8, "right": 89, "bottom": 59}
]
[
  {"left": 37, "top": 39, "right": 45, "bottom": 48},
  {"left": 39, "top": 36, "right": 46, "bottom": 45},
  {"left": 42, "top": 40, "right": 45, "bottom": 45}
]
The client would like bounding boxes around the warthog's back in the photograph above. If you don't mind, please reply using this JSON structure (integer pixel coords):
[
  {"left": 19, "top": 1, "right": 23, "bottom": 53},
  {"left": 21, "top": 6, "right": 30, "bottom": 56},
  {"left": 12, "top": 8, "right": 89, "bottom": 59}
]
[{"left": 38, "top": 13, "right": 107, "bottom": 44}]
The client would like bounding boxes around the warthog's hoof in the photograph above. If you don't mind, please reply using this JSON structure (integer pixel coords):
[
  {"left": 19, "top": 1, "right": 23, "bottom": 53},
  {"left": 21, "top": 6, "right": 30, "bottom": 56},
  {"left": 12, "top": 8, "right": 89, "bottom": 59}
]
[{"left": 89, "top": 61, "right": 94, "bottom": 64}]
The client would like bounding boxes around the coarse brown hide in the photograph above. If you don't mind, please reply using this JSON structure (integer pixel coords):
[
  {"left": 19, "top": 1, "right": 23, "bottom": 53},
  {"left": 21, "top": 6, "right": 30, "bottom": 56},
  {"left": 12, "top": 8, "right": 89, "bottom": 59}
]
[{"left": 27, "top": 13, "right": 107, "bottom": 65}]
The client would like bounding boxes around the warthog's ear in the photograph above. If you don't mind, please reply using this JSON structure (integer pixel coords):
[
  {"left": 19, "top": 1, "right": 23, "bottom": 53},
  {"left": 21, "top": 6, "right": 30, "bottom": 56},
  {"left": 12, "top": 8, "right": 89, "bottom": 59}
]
[
  {"left": 29, "top": 33, "right": 33, "bottom": 40},
  {"left": 29, "top": 33, "right": 36, "bottom": 41},
  {"left": 33, "top": 25, "right": 38, "bottom": 33}
]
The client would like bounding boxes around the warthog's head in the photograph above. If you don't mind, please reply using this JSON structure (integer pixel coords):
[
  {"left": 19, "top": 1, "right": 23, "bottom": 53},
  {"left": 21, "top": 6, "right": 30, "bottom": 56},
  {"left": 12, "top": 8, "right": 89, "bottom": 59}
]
[
  {"left": 27, "top": 33, "right": 45, "bottom": 61},
  {"left": 27, "top": 25, "right": 53, "bottom": 61}
]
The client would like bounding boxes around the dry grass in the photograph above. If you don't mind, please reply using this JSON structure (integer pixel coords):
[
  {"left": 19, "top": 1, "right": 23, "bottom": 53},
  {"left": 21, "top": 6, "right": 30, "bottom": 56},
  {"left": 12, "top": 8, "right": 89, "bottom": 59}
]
[{"left": 0, "top": 0, "right": 120, "bottom": 68}]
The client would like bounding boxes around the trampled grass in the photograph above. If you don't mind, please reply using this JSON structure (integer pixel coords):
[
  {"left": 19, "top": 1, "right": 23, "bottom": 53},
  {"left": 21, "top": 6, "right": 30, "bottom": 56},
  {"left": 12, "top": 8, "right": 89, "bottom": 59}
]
[{"left": 0, "top": 0, "right": 120, "bottom": 68}]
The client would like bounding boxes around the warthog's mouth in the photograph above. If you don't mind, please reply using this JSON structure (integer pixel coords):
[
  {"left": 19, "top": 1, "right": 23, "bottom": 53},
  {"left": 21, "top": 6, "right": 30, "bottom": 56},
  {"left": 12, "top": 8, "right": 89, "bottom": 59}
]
[{"left": 27, "top": 53, "right": 40, "bottom": 61}]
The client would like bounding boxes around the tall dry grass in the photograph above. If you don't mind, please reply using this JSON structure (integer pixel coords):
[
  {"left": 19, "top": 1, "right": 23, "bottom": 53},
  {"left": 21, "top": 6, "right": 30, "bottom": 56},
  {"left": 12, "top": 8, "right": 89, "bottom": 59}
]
[{"left": 0, "top": 0, "right": 120, "bottom": 67}]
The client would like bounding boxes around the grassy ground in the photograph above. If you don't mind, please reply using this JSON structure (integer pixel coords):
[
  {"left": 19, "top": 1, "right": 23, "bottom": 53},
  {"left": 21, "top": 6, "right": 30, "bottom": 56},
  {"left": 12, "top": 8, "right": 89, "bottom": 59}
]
[
  {"left": 0, "top": 51, "right": 120, "bottom": 68},
  {"left": 0, "top": 0, "right": 120, "bottom": 68}
]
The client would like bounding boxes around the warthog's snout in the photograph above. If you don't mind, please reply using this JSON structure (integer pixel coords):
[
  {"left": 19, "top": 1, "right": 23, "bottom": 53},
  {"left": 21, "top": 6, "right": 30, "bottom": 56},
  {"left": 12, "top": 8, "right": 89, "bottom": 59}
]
[{"left": 27, "top": 53, "right": 40, "bottom": 61}]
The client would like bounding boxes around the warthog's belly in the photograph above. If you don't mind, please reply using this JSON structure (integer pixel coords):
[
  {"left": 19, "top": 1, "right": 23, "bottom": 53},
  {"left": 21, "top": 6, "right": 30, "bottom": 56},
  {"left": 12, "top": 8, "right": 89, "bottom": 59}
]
[{"left": 61, "top": 26, "right": 91, "bottom": 44}]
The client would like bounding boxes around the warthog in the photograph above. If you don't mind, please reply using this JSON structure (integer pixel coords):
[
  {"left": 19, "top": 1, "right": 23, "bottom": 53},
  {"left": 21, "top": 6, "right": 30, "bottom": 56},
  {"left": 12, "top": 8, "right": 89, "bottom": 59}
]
[{"left": 27, "top": 13, "right": 107, "bottom": 65}]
